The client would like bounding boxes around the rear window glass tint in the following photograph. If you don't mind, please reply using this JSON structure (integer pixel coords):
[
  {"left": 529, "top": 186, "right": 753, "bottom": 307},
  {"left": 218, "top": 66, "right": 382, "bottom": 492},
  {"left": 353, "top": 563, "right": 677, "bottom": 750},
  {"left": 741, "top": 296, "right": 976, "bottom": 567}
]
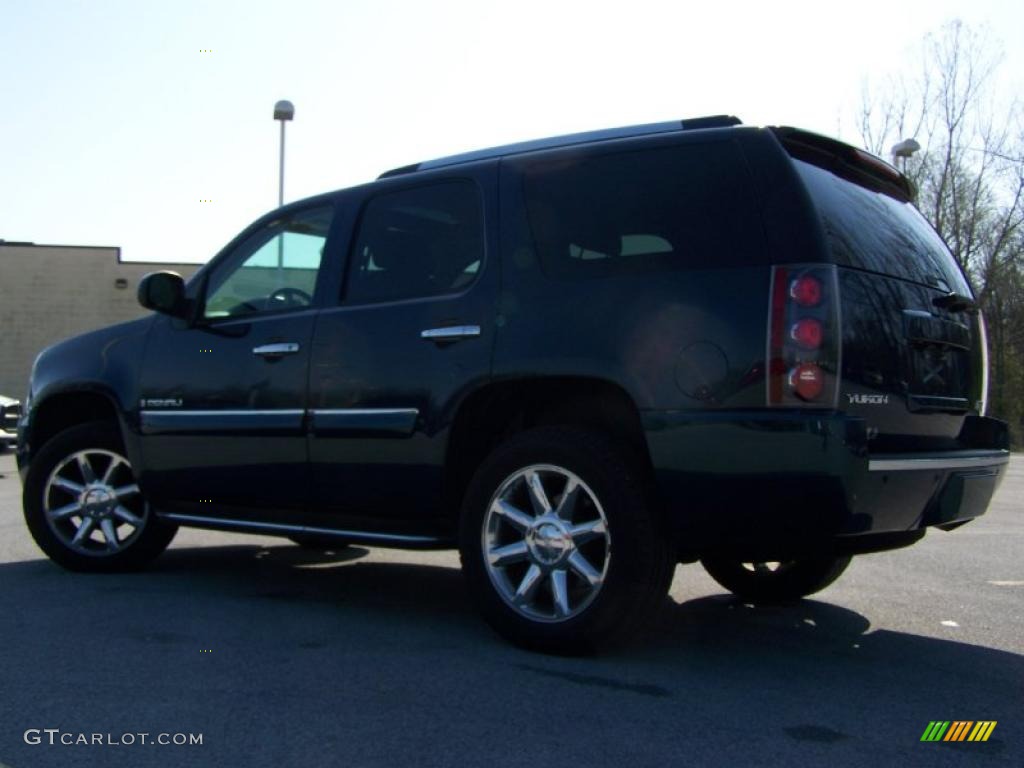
[
  {"left": 518, "top": 141, "right": 765, "bottom": 278},
  {"left": 794, "top": 159, "right": 971, "bottom": 295}
]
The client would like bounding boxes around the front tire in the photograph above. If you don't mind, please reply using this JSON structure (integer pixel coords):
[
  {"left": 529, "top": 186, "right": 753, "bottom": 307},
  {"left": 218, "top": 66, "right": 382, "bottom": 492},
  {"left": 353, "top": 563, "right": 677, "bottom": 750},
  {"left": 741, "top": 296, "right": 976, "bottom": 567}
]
[
  {"left": 700, "top": 554, "right": 851, "bottom": 604},
  {"left": 459, "top": 427, "right": 673, "bottom": 654},
  {"left": 23, "top": 421, "right": 177, "bottom": 572}
]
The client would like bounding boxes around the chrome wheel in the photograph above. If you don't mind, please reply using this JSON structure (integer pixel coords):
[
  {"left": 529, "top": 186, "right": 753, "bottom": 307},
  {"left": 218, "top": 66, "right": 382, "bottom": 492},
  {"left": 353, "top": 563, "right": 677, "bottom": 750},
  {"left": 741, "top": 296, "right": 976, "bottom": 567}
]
[
  {"left": 43, "top": 449, "right": 147, "bottom": 556},
  {"left": 482, "top": 464, "right": 611, "bottom": 623}
]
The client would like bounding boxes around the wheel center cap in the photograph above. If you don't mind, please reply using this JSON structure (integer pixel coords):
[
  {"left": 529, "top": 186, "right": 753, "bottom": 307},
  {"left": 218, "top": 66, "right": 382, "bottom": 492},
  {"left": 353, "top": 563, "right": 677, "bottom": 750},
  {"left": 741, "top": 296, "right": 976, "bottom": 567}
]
[
  {"left": 527, "top": 521, "right": 571, "bottom": 565},
  {"left": 83, "top": 487, "right": 114, "bottom": 512}
]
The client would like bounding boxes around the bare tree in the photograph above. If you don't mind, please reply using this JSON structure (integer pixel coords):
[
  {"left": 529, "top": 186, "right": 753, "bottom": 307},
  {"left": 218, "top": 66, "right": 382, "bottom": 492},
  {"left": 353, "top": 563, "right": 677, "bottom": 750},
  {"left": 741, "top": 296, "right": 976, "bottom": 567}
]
[{"left": 857, "top": 20, "right": 1024, "bottom": 443}]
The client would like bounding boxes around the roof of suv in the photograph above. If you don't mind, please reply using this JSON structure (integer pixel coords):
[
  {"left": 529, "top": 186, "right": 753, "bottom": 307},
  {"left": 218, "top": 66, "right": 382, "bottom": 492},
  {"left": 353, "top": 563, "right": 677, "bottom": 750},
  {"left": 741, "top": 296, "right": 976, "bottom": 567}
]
[{"left": 378, "top": 115, "right": 744, "bottom": 179}]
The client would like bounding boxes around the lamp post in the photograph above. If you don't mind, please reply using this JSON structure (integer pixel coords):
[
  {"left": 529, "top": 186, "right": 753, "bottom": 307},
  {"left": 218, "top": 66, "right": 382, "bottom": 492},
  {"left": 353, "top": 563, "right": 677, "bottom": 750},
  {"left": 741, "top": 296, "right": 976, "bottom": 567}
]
[
  {"left": 273, "top": 100, "right": 294, "bottom": 277},
  {"left": 890, "top": 138, "right": 921, "bottom": 172},
  {"left": 273, "top": 100, "right": 295, "bottom": 207}
]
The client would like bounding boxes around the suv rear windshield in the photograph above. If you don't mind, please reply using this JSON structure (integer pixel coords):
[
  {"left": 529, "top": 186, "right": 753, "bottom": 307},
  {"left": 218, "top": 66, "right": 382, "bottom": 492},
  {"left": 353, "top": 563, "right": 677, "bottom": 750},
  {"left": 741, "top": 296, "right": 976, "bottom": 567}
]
[
  {"left": 794, "top": 159, "right": 971, "bottom": 296},
  {"left": 519, "top": 140, "right": 764, "bottom": 278}
]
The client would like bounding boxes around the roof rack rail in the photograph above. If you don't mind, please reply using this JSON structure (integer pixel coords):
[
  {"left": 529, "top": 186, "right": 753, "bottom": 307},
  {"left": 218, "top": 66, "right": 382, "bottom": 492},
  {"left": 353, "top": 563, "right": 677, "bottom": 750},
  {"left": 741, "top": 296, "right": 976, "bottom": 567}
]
[{"left": 378, "top": 115, "right": 742, "bottom": 179}]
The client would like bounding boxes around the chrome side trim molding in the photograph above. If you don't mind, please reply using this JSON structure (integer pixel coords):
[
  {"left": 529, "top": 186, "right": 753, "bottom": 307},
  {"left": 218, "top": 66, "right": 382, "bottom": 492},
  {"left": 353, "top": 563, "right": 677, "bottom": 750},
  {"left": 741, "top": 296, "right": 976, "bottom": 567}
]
[
  {"left": 140, "top": 408, "right": 414, "bottom": 417},
  {"left": 157, "top": 512, "right": 446, "bottom": 545},
  {"left": 139, "top": 407, "right": 420, "bottom": 436},
  {"left": 868, "top": 452, "right": 1010, "bottom": 472},
  {"left": 141, "top": 409, "right": 306, "bottom": 417},
  {"left": 310, "top": 408, "right": 419, "bottom": 417},
  {"left": 139, "top": 409, "right": 305, "bottom": 435},
  {"left": 309, "top": 408, "right": 418, "bottom": 436}
]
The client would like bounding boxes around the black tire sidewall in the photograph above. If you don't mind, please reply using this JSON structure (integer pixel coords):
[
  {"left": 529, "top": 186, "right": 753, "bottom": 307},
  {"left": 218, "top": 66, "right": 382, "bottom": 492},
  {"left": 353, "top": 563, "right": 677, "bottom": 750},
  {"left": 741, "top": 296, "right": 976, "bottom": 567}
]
[
  {"left": 701, "top": 554, "right": 852, "bottom": 604},
  {"left": 459, "top": 427, "right": 670, "bottom": 654},
  {"left": 23, "top": 421, "right": 176, "bottom": 572}
]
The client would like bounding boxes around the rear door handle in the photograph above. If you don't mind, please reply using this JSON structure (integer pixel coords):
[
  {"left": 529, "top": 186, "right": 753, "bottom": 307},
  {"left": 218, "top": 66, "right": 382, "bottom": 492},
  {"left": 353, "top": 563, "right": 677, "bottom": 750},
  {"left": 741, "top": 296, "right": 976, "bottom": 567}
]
[
  {"left": 420, "top": 325, "right": 481, "bottom": 343},
  {"left": 932, "top": 292, "right": 979, "bottom": 314},
  {"left": 253, "top": 342, "right": 300, "bottom": 357}
]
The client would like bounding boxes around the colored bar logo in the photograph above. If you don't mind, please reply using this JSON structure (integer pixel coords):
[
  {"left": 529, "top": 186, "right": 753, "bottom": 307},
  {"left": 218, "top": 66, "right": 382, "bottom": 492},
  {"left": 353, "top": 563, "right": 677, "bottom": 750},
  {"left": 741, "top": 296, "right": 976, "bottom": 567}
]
[{"left": 920, "top": 721, "right": 997, "bottom": 742}]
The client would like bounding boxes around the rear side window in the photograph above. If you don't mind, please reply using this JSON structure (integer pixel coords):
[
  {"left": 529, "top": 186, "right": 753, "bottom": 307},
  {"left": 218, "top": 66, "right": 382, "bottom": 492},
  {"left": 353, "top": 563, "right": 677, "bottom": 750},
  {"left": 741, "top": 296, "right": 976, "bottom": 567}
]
[
  {"left": 519, "top": 141, "right": 764, "bottom": 278},
  {"left": 344, "top": 180, "right": 483, "bottom": 304},
  {"left": 793, "top": 160, "right": 971, "bottom": 295}
]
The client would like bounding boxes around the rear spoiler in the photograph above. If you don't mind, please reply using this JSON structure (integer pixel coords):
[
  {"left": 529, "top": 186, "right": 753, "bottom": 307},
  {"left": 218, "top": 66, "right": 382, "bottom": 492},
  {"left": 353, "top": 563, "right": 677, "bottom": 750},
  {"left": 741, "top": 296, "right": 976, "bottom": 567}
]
[{"left": 771, "top": 126, "right": 916, "bottom": 202}]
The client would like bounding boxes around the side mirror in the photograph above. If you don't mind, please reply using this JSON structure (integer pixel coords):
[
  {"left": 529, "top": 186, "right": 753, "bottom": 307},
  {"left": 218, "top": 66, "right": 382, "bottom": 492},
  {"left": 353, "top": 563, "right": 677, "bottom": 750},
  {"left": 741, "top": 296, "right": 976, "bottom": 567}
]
[{"left": 138, "top": 271, "right": 187, "bottom": 317}]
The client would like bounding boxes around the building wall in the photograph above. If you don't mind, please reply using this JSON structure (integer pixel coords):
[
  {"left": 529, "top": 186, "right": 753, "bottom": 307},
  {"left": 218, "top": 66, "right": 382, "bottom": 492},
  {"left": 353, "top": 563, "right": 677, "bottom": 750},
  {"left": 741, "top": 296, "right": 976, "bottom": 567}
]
[{"left": 0, "top": 244, "right": 199, "bottom": 398}]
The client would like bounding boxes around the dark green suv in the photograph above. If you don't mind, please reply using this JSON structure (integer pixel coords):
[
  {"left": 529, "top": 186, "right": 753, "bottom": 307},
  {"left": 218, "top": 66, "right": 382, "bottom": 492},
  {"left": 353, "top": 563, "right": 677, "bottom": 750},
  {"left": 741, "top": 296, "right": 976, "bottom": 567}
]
[{"left": 18, "top": 116, "right": 1009, "bottom": 653}]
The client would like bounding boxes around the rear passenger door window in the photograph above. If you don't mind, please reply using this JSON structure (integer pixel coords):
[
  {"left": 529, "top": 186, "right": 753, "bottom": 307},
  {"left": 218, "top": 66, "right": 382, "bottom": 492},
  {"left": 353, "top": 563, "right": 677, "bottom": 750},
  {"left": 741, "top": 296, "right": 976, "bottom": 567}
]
[{"left": 344, "top": 180, "right": 484, "bottom": 304}]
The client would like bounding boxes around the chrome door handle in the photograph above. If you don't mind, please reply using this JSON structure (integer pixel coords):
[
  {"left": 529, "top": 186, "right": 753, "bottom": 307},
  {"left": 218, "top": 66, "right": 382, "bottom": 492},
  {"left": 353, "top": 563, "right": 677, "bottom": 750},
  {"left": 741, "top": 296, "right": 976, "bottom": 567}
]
[
  {"left": 253, "top": 342, "right": 300, "bottom": 357},
  {"left": 420, "top": 325, "right": 481, "bottom": 342}
]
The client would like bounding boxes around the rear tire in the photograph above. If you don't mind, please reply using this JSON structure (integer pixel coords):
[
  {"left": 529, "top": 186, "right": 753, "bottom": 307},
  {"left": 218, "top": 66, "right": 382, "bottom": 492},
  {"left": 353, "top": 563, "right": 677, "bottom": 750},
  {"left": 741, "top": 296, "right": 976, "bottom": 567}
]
[
  {"left": 23, "top": 421, "right": 177, "bottom": 572},
  {"left": 700, "top": 554, "right": 851, "bottom": 604},
  {"left": 459, "top": 426, "right": 673, "bottom": 654}
]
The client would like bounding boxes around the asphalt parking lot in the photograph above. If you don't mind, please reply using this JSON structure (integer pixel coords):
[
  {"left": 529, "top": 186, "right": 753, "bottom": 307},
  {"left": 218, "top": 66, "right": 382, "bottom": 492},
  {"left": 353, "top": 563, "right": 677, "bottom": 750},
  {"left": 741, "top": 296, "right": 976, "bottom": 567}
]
[{"left": 0, "top": 448, "right": 1020, "bottom": 767}]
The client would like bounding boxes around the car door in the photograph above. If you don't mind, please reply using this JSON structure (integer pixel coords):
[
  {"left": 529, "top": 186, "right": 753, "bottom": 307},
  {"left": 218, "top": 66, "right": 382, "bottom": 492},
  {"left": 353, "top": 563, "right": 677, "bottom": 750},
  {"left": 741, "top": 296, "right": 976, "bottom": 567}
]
[
  {"left": 136, "top": 202, "right": 340, "bottom": 518},
  {"left": 307, "top": 172, "right": 497, "bottom": 532}
]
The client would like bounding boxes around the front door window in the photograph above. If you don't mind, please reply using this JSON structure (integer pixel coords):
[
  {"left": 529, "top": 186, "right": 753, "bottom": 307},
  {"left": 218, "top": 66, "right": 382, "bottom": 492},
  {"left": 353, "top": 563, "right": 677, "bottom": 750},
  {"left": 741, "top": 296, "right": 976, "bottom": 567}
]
[{"left": 203, "top": 206, "right": 333, "bottom": 319}]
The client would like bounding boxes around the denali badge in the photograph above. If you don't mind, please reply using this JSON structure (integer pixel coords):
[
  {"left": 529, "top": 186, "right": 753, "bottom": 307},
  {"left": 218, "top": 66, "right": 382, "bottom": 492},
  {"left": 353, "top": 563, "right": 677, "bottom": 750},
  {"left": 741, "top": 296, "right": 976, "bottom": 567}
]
[
  {"left": 140, "top": 398, "right": 183, "bottom": 408},
  {"left": 848, "top": 393, "right": 889, "bottom": 405}
]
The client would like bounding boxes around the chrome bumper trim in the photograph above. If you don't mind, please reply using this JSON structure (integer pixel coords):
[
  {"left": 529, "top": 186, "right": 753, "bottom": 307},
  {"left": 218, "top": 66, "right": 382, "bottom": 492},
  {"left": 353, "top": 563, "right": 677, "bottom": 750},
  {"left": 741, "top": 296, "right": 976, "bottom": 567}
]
[{"left": 868, "top": 452, "right": 1010, "bottom": 472}]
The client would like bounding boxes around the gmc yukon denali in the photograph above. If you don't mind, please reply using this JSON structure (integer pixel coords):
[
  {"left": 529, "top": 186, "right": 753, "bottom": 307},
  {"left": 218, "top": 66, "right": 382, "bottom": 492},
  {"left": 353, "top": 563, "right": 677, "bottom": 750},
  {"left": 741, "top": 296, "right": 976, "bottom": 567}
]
[{"left": 17, "top": 116, "right": 1009, "bottom": 653}]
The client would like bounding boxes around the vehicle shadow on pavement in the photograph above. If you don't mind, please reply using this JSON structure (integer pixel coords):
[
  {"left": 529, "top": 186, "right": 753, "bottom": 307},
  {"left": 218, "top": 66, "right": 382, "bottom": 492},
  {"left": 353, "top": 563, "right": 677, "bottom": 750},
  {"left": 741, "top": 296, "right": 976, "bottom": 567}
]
[
  {"left": 0, "top": 545, "right": 1019, "bottom": 767},
  {"left": 146, "top": 542, "right": 471, "bottom": 616}
]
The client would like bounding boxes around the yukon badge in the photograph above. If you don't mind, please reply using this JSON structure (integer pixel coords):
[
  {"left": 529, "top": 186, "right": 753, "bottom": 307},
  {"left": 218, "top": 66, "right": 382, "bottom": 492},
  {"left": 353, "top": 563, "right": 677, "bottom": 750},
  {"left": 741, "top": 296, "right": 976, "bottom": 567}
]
[
  {"left": 140, "top": 398, "right": 183, "bottom": 408},
  {"left": 848, "top": 393, "right": 889, "bottom": 405}
]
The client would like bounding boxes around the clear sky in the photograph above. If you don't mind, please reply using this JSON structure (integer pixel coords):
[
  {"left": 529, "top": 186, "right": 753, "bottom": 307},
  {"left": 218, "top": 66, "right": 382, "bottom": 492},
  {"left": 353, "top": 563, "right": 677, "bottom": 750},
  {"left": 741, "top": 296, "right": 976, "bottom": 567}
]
[{"left": 1, "top": 0, "right": 1021, "bottom": 264}]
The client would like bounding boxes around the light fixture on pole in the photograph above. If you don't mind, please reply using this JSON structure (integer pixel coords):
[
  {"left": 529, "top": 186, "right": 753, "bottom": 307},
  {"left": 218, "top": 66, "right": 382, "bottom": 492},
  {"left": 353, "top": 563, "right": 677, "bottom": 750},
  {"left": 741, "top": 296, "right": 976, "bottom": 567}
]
[{"left": 890, "top": 138, "right": 921, "bottom": 172}]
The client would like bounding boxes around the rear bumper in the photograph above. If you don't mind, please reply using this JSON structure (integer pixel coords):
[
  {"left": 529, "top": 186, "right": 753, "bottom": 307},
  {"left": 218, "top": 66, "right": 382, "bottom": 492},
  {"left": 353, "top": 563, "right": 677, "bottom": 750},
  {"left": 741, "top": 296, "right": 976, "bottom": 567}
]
[
  {"left": 643, "top": 410, "right": 1010, "bottom": 559},
  {"left": 859, "top": 450, "right": 1007, "bottom": 532}
]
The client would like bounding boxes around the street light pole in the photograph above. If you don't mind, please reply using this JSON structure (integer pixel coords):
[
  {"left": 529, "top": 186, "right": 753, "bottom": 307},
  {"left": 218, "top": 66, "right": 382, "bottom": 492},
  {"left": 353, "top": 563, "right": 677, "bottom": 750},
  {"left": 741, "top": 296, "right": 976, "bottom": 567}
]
[
  {"left": 273, "top": 100, "right": 294, "bottom": 206},
  {"left": 278, "top": 119, "right": 286, "bottom": 207},
  {"left": 273, "top": 100, "right": 295, "bottom": 277}
]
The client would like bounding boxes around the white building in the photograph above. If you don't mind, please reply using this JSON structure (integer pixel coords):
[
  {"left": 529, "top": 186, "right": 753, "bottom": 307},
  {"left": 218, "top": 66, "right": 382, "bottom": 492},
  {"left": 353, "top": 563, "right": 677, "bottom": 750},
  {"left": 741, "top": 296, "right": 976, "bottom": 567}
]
[{"left": 0, "top": 241, "right": 199, "bottom": 398}]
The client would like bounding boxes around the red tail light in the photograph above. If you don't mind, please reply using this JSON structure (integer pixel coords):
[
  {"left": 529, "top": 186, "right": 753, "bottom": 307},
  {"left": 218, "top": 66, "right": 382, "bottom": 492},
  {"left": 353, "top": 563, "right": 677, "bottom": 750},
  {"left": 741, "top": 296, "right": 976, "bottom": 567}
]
[
  {"left": 767, "top": 265, "right": 840, "bottom": 407},
  {"left": 790, "top": 275, "right": 822, "bottom": 307},
  {"left": 790, "top": 318, "right": 823, "bottom": 349},
  {"left": 790, "top": 363, "right": 824, "bottom": 400}
]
